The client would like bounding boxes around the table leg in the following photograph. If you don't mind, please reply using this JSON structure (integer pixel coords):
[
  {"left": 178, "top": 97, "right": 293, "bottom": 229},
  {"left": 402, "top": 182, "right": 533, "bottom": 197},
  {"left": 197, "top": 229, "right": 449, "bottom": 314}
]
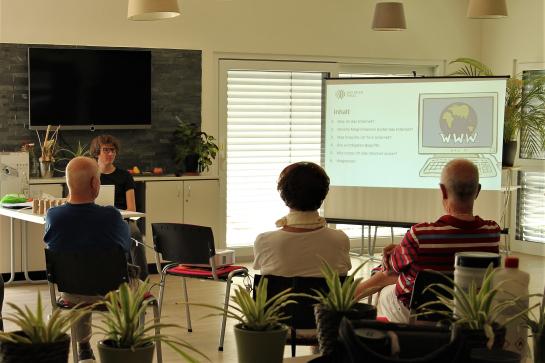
[
  {"left": 21, "top": 221, "right": 44, "bottom": 284},
  {"left": 5, "top": 218, "right": 16, "bottom": 284}
]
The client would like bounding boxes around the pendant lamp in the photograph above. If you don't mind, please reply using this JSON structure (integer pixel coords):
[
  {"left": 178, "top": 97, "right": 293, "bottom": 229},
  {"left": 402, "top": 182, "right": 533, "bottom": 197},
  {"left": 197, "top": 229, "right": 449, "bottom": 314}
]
[
  {"left": 467, "top": 0, "right": 507, "bottom": 19},
  {"left": 128, "top": 0, "right": 180, "bottom": 21},
  {"left": 372, "top": 2, "right": 406, "bottom": 31}
]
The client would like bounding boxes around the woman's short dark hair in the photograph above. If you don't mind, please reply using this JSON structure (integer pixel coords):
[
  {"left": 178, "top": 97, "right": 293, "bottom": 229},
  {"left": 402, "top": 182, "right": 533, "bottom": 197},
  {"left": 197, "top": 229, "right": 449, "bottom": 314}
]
[
  {"left": 277, "top": 162, "right": 330, "bottom": 211},
  {"left": 90, "top": 135, "right": 120, "bottom": 158}
]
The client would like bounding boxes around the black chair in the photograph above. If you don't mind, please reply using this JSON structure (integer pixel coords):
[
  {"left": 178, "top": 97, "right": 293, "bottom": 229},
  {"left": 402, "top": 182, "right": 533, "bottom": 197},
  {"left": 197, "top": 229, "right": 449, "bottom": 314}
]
[
  {"left": 152, "top": 223, "right": 249, "bottom": 351},
  {"left": 0, "top": 273, "right": 4, "bottom": 331},
  {"left": 254, "top": 274, "right": 347, "bottom": 357},
  {"left": 408, "top": 270, "right": 454, "bottom": 324},
  {"left": 45, "top": 247, "right": 162, "bottom": 363}
]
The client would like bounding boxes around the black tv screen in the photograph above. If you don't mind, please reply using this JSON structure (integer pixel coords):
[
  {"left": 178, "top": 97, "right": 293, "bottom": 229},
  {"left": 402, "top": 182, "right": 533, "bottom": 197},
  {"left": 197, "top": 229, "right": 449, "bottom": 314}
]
[{"left": 28, "top": 47, "right": 152, "bottom": 130}]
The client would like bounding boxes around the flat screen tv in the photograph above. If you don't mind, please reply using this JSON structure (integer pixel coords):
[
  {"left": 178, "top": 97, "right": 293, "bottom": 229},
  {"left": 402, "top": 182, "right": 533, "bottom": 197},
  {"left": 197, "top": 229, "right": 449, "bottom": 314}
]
[{"left": 28, "top": 47, "right": 152, "bottom": 130}]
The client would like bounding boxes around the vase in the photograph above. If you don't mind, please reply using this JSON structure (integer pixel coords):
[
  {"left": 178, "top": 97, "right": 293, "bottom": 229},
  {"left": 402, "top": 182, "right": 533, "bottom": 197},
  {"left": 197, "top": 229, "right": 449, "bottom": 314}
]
[
  {"left": 502, "top": 140, "right": 517, "bottom": 167},
  {"left": 39, "top": 160, "right": 54, "bottom": 178}
]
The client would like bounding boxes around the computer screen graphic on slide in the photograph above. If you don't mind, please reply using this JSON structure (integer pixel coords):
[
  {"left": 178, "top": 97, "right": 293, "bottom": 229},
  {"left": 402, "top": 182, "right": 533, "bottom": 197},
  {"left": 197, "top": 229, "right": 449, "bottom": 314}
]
[{"left": 418, "top": 93, "right": 499, "bottom": 178}]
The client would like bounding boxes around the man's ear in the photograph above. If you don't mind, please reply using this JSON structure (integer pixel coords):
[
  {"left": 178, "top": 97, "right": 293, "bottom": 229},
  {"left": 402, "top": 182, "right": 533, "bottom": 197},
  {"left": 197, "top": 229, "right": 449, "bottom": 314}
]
[
  {"left": 440, "top": 183, "right": 448, "bottom": 200},
  {"left": 475, "top": 184, "right": 481, "bottom": 199}
]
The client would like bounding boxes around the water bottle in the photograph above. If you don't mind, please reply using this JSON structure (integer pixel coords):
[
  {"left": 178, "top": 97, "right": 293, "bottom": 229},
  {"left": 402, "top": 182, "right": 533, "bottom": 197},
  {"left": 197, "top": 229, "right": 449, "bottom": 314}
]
[{"left": 492, "top": 256, "right": 529, "bottom": 360}]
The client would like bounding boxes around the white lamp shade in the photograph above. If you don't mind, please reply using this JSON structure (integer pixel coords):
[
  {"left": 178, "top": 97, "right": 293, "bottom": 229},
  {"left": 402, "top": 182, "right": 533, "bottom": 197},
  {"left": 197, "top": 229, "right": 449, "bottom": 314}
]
[
  {"left": 128, "top": 0, "right": 180, "bottom": 21},
  {"left": 467, "top": 0, "right": 507, "bottom": 19},
  {"left": 372, "top": 2, "right": 407, "bottom": 31}
]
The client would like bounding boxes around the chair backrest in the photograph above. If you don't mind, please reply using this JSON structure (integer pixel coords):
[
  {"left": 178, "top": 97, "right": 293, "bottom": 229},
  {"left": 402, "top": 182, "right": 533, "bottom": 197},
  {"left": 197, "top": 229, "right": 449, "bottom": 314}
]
[
  {"left": 152, "top": 223, "right": 215, "bottom": 264},
  {"left": 409, "top": 270, "right": 453, "bottom": 323},
  {"left": 254, "top": 274, "right": 345, "bottom": 330},
  {"left": 45, "top": 247, "right": 129, "bottom": 297}
]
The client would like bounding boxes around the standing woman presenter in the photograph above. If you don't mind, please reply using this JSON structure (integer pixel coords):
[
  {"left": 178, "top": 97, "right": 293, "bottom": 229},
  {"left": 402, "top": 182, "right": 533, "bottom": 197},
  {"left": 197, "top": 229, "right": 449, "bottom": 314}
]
[{"left": 90, "top": 134, "right": 148, "bottom": 279}]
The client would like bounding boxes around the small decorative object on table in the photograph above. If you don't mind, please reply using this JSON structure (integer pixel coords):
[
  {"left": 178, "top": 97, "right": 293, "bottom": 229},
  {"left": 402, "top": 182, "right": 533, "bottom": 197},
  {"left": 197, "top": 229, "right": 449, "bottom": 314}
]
[{"left": 35, "top": 125, "right": 60, "bottom": 178}]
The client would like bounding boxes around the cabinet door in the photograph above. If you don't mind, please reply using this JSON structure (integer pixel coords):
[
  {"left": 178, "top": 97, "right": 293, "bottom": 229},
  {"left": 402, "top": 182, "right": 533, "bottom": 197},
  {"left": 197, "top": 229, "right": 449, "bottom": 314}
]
[
  {"left": 183, "top": 180, "right": 220, "bottom": 242},
  {"left": 27, "top": 184, "right": 64, "bottom": 271},
  {"left": 144, "top": 181, "right": 184, "bottom": 261}
]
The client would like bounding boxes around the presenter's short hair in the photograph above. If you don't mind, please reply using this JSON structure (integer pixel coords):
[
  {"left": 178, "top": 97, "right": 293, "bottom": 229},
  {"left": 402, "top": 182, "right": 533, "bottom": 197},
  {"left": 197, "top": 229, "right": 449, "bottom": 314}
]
[
  {"left": 277, "top": 162, "right": 330, "bottom": 211},
  {"left": 90, "top": 135, "right": 120, "bottom": 158}
]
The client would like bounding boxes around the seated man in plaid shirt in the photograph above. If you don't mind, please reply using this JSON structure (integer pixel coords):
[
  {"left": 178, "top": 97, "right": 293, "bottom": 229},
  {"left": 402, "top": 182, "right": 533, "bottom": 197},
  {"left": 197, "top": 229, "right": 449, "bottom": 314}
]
[{"left": 355, "top": 159, "right": 500, "bottom": 323}]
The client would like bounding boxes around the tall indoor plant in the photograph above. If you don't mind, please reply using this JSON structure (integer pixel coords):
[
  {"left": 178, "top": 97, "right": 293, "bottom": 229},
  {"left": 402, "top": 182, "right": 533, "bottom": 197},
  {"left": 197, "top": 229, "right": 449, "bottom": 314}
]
[
  {"left": 450, "top": 57, "right": 545, "bottom": 165},
  {"left": 172, "top": 117, "right": 219, "bottom": 174},
  {"left": 310, "top": 260, "right": 377, "bottom": 356},
  {"left": 0, "top": 293, "right": 82, "bottom": 363},
  {"left": 523, "top": 293, "right": 545, "bottom": 363},
  {"left": 96, "top": 282, "right": 206, "bottom": 363}
]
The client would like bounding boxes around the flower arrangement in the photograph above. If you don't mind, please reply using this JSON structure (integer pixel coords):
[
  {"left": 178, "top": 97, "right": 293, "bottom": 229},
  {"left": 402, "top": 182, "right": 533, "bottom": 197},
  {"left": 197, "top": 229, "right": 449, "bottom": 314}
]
[{"left": 35, "top": 125, "right": 60, "bottom": 162}]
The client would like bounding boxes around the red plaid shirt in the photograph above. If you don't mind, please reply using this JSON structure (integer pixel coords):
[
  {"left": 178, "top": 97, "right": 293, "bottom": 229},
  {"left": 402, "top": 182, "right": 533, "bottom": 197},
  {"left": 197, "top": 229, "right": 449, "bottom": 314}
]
[{"left": 389, "top": 215, "right": 500, "bottom": 306}]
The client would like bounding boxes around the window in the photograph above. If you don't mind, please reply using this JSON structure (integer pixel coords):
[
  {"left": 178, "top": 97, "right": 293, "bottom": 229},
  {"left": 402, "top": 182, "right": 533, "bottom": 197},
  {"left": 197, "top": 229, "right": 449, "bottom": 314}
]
[
  {"left": 517, "top": 171, "right": 545, "bottom": 243},
  {"left": 221, "top": 59, "right": 439, "bottom": 249},
  {"left": 225, "top": 70, "right": 325, "bottom": 247}
]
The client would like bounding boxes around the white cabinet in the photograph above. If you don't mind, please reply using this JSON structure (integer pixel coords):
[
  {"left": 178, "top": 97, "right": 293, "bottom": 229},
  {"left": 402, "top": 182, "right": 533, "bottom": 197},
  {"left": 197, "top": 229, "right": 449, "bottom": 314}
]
[{"left": 144, "top": 179, "right": 219, "bottom": 262}]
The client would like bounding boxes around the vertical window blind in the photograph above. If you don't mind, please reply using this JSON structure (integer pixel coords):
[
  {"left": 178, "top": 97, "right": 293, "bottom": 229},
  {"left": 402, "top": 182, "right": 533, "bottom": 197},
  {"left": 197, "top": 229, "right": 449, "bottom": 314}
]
[
  {"left": 226, "top": 70, "right": 324, "bottom": 247},
  {"left": 517, "top": 171, "right": 545, "bottom": 243}
]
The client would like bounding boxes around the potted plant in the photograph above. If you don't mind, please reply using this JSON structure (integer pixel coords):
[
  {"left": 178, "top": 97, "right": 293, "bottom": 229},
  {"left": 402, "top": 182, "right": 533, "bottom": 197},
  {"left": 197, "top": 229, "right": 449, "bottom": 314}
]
[
  {"left": 54, "top": 140, "right": 91, "bottom": 174},
  {"left": 417, "top": 265, "right": 534, "bottom": 361},
  {"left": 35, "top": 125, "right": 60, "bottom": 178},
  {"left": 523, "top": 293, "right": 545, "bottom": 363},
  {"left": 0, "top": 293, "right": 82, "bottom": 363},
  {"left": 450, "top": 58, "right": 545, "bottom": 166},
  {"left": 199, "top": 277, "right": 298, "bottom": 363},
  {"left": 310, "top": 260, "right": 377, "bottom": 356},
  {"left": 96, "top": 282, "right": 206, "bottom": 363},
  {"left": 172, "top": 117, "right": 219, "bottom": 175}
]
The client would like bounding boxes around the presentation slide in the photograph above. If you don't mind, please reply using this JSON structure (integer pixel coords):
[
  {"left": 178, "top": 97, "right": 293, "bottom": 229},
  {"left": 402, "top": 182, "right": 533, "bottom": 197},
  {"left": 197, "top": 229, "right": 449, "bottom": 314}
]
[{"left": 324, "top": 77, "right": 507, "bottom": 190}]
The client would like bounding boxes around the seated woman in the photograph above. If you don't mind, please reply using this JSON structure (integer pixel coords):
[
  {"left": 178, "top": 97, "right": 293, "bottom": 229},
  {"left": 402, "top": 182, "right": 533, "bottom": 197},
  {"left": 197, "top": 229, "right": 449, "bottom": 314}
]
[
  {"left": 253, "top": 162, "right": 351, "bottom": 277},
  {"left": 90, "top": 134, "right": 148, "bottom": 279}
]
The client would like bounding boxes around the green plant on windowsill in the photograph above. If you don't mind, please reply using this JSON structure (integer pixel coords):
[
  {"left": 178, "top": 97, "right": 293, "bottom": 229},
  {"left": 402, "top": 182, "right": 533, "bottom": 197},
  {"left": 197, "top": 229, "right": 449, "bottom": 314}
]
[{"left": 450, "top": 57, "right": 545, "bottom": 157}]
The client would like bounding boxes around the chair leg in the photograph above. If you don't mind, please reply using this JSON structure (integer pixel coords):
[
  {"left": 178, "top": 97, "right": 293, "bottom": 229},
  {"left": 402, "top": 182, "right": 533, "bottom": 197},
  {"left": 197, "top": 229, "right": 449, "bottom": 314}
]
[
  {"left": 70, "top": 325, "right": 78, "bottom": 363},
  {"left": 291, "top": 328, "right": 296, "bottom": 357},
  {"left": 218, "top": 276, "right": 233, "bottom": 351},
  {"left": 181, "top": 277, "right": 192, "bottom": 333},
  {"left": 152, "top": 302, "right": 163, "bottom": 363},
  {"left": 158, "top": 273, "right": 167, "bottom": 316}
]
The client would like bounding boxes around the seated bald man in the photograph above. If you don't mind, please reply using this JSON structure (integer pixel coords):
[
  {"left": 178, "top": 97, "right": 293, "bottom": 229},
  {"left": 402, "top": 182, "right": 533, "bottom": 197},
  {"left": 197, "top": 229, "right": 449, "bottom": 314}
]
[
  {"left": 44, "top": 156, "right": 130, "bottom": 362},
  {"left": 355, "top": 158, "right": 501, "bottom": 323}
]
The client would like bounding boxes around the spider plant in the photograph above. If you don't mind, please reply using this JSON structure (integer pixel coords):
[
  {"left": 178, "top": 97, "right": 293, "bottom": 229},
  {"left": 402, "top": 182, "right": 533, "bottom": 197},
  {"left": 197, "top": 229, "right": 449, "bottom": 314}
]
[
  {"left": 450, "top": 57, "right": 545, "bottom": 157},
  {"left": 417, "top": 265, "right": 538, "bottom": 349},
  {"left": 309, "top": 259, "right": 369, "bottom": 312},
  {"left": 0, "top": 292, "right": 81, "bottom": 344},
  {"left": 96, "top": 282, "right": 207, "bottom": 362}
]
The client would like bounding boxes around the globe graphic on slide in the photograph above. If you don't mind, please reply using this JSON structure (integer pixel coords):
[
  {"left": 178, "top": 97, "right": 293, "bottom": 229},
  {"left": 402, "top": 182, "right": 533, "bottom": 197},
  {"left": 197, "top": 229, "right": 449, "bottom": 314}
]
[{"left": 439, "top": 102, "right": 478, "bottom": 135}]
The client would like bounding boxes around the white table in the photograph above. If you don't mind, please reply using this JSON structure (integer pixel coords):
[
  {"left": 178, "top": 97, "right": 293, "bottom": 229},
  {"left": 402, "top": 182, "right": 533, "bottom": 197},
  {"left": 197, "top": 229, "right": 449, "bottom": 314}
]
[{"left": 0, "top": 206, "right": 144, "bottom": 284}]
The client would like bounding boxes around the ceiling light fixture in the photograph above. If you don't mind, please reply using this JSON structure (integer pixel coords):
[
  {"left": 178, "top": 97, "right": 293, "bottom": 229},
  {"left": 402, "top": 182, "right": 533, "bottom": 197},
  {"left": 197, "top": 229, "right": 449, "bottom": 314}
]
[
  {"left": 467, "top": 0, "right": 507, "bottom": 19},
  {"left": 372, "top": 2, "right": 407, "bottom": 31},
  {"left": 128, "top": 0, "right": 180, "bottom": 21}
]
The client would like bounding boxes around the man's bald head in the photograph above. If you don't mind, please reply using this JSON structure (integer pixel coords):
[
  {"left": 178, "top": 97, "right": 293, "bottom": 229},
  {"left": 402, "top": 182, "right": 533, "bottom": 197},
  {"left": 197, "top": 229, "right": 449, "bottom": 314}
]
[
  {"left": 440, "top": 159, "right": 480, "bottom": 204},
  {"left": 66, "top": 157, "right": 100, "bottom": 202}
]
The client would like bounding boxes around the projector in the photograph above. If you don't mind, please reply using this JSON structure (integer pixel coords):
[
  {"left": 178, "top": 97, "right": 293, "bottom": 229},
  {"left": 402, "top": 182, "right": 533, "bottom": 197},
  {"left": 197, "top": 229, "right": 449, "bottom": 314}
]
[{"left": 213, "top": 249, "right": 236, "bottom": 267}]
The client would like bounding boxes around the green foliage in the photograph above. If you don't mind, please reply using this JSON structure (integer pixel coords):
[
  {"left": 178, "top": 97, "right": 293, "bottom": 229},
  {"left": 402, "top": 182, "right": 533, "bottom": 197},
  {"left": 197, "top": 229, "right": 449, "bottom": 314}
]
[
  {"left": 450, "top": 57, "right": 545, "bottom": 155},
  {"left": 199, "top": 277, "right": 298, "bottom": 331},
  {"left": 417, "top": 265, "right": 537, "bottom": 349},
  {"left": 0, "top": 293, "right": 82, "bottom": 344},
  {"left": 309, "top": 259, "right": 368, "bottom": 312},
  {"left": 523, "top": 294, "right": 545, "bottom": 337},
  {"left": 96, "top": 282, "right": 207, "bottom": 362},
  {"left": 172, "top": 117, "right": 219, "bottom": 172}
]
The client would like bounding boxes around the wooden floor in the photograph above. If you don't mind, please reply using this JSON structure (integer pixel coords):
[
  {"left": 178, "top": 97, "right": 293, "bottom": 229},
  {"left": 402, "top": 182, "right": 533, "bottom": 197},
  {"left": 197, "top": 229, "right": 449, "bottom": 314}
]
[{"left": 2, "top": 252, "right": 544, "bottom": 363}]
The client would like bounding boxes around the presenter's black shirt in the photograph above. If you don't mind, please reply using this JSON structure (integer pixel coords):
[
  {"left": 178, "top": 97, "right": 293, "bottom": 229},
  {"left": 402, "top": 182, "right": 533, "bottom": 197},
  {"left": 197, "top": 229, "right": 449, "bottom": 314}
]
[{"left": 100, "top": 168, "right": 135, "bottom": 210}]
